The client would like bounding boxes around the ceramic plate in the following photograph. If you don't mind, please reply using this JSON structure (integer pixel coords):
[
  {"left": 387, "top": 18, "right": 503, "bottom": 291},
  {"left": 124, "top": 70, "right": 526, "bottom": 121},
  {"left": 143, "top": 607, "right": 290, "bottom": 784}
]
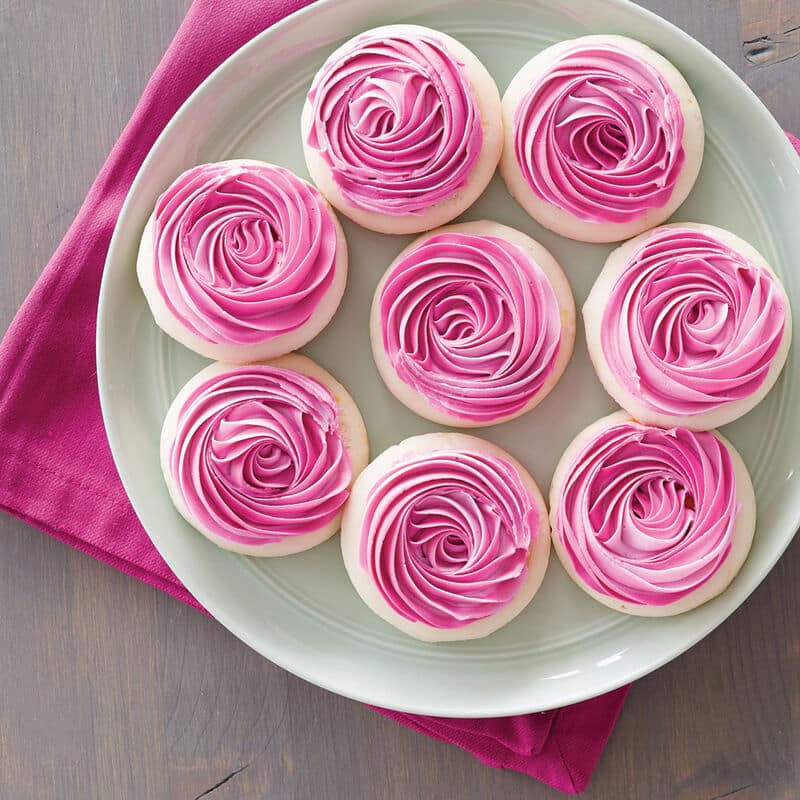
[{"left": 97, "top": 0, "right": 800, "bottom": 716}]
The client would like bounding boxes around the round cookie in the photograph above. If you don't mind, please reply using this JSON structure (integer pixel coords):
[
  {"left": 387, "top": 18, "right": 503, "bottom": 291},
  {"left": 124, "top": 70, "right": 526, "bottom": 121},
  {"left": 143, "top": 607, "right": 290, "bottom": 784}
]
[
  {"left": 584, "top": 222, "right": 792, "bottom": 430},
  {"left": 138, "top": 160, "right": 347, "bottom": 362},
  {"left": 341, "top": 432, "right": 551, "bottom": 642},
  {"left": 301, "top": 24, "right": 502, "bottom": 234},
  {"left": 549, "top": 411, "right": 756, "bottom": 616},
  {"left": 501, "top": 34, "right": 704, "bottom": 243},
  {"left": 370, "top": 220, "right": 575, "bottom": 426},
  {"left": 161, "top": 354, "right": 368, "bottom": 557}
]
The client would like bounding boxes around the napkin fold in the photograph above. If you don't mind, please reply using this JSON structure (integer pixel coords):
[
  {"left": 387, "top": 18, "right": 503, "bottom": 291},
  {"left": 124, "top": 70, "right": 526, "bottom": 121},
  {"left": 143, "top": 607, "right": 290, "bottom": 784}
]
[{"left": 5, "top": 0, "right": 794, "bottom": 793}]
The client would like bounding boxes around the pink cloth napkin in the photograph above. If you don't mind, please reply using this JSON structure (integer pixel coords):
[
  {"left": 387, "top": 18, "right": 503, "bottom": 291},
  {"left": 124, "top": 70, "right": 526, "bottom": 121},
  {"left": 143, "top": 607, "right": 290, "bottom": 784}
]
[{"left": 4, "top": 1, "right": 795, "bottom": 793}]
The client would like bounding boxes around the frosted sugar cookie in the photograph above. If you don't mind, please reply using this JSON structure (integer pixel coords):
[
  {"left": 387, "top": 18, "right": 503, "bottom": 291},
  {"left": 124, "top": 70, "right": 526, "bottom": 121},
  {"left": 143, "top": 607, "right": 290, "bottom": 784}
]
[
  {"left": 341, "top": 433, "right": 551, "bottom": 641},
  {"left": 371, "top": 221, "right": 575, "bottom": 426},
  {"left": 501, "top": 35, "right": 704, "bottom": 242},
  {"left": 550, "top": 412, "right": 756, "bottom": 616},
  {"left": 138, "top": 160, "right": 347, "bottom": 362},
  {"left": 584, "top": 223, "right": 791, "bottom": 429},
  {"left": 161, "top": 354, "right": 368, "bottom": 556},
  {"left": 302, "top": 25, "right": 502, "bottom": 234}
]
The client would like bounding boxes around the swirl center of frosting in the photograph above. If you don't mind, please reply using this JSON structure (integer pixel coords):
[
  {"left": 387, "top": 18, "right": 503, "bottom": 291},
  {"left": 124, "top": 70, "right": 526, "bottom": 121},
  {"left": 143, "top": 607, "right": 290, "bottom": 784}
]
[
  {"left": 380, "top": 232, "right": 561, "bottom": 421},
  {"left": 306, "top": 32, "right": 483, "bottom": 215},
  {"left": 360, "top": 450, "right": 538, "bottom": 628},
  {"left": 209, "top": 401, "right": 300, "bottom": 492},
  {"left": 512, "top": 44, "right": 686, "bottom": 223},
  {"left": 408, "top": 488, "right": 504, "bottom": 572}
]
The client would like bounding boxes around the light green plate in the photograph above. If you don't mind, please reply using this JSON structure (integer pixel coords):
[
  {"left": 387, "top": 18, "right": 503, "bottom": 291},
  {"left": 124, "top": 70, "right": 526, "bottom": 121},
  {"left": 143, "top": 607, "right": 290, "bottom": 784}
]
[{"left": 97, "top": 0, "right": 800, "bottom": 716}]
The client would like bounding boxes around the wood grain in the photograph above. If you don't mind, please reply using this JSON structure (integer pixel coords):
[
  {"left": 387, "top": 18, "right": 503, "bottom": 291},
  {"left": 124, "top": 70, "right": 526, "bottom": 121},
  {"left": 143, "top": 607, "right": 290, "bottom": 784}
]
[{"left": 1, "top": 1, "right": 798, "bottom": 798}]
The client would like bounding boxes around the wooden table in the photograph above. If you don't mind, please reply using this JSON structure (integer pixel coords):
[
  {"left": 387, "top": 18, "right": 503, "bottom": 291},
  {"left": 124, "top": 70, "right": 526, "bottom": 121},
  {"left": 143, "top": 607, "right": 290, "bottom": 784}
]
[{"left": 1, "top": 2, "right": 798, "bottom": 797}]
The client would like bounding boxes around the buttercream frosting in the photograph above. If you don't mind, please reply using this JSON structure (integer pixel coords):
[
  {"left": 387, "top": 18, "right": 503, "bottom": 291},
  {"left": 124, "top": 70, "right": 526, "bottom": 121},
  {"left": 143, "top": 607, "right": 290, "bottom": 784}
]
[
  {"left": 600, "top": 227, "right": 787, "bottom": 416},
  {"left": 512, "top": 44, "right": 686, "bottom": 223},
  {"left": 554, "top": 420, "right": 739, "bottom": 606},
  {"left": 166, "top": 365, "right": 352, "bottom": 545},
  {"left": 378, "top": 232, "right": 562, "bottom": 422},
  {"left": 359, "top": 450, "right": 538, "bottom": 628},
  {"left": 151, "top": 162, "right": 338, "bottom": 346},
  {"left": 305, "top": 31, "right": 483, "bottom": 215}
]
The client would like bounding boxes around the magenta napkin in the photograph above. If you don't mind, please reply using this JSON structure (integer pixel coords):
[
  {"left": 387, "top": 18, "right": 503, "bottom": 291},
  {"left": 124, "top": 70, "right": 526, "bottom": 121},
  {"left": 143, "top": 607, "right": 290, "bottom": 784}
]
[{"left": 6, "top": 1, "right": 794, "bottom": 793}]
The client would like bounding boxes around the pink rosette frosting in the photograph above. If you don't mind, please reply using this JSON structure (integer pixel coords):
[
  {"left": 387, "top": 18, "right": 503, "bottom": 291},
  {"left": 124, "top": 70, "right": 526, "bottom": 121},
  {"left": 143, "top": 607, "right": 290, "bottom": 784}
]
[
  {"left": 167, "top": 365, "right": 352, "bottom": 546},
  {"left": 359, "top": 450, "right": 538, "bottom": 628},
  {"left": 601, "top": 228, "right": 787, "bottom": 416},
  {"left": 554, "top": 420, "right": 740, "bottom": 606},
  {"left": 512, "top": 44, "right": 686, "bottom": 223},
  {"left": 152, "top": 162, "right": 338, "bottom": 346},
  {"left": 305, "top": 31, "right": 483, "bottom": 215},
  {"left": 379, "top": 233, "right": 562, "bottom": 422}
]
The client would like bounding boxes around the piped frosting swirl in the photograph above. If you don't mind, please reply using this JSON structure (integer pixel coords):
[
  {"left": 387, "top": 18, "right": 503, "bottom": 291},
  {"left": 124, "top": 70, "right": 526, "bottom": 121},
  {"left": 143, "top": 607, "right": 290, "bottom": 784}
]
[
  {"left": 512, "top": 44, "right": 686, "bottom": 223},
  {"left": 600, "top": 227, "right": 787, "bottom": 416},
  {"left": 306, "top": 30, "right": 483, "bottom": 215},
  {"left": 554, "top": 420, "right": 739, "bottom": 606},
  {"left": 151, "top": 162, "right": 338, "bottom": 346},
  {"left": 166, "top": 365, "right": 352, "bottom": 546},
  {"left": 379, "top": 232, "right": 562, "bottom": 422},
  {"left": 359, "top": 450, "right": 538, "bottom": 628}
]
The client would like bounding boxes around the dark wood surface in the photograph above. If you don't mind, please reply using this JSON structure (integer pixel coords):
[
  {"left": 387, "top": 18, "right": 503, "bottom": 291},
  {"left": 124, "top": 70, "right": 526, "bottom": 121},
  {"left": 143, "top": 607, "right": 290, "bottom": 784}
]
[{"left": 1, "top": 2, "right": 798, "bottom": 798}]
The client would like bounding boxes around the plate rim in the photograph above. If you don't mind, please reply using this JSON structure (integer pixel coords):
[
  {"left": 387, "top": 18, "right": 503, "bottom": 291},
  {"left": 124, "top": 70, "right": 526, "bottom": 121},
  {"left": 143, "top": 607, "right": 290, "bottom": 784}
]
[{"left": 97, "top": 0, "right": 800, "bottom": 716}]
